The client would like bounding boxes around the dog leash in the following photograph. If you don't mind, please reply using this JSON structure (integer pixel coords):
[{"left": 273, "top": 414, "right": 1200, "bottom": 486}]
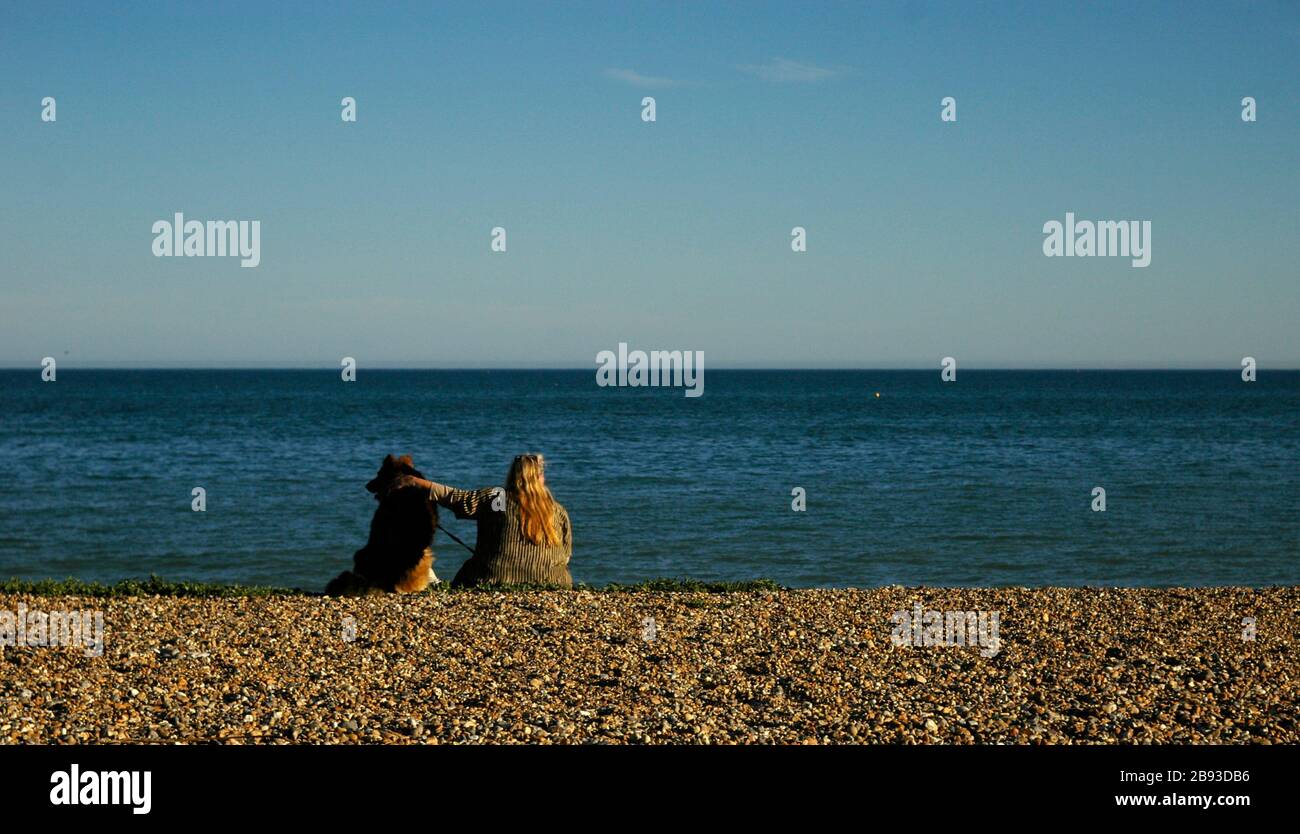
[{"left": 437, "top": 523, "right": 476, "bottom": 556}]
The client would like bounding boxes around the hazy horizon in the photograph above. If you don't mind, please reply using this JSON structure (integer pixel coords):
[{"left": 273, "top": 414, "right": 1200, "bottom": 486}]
[{"left": 5, "top": 363, "right": 1298, "bottom": 371}]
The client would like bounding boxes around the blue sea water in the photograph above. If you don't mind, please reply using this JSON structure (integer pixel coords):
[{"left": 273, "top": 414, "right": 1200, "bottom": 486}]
[{"left": 0, "top": 369, "right": 1297, "bottom": 588}]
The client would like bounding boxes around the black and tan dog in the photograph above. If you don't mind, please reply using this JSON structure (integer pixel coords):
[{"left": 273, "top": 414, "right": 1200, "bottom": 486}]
[{"left": 325, "top": 454, "right": 439, "bottom": 595}]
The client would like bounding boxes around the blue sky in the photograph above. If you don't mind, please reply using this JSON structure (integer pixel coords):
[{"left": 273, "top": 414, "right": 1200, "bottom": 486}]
[{"left": 1, "top": 1, "right": 1297, "bottom": 368}]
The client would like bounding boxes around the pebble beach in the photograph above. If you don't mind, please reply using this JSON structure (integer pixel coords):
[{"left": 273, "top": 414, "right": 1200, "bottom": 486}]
[{"left": 1, "top": 587, "right": 1296, "bottom": 744}]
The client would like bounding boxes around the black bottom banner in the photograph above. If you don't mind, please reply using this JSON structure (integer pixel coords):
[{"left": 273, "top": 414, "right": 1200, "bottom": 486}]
[{"left": 1, "top": 743, "right": 1282, "bottom": 820}]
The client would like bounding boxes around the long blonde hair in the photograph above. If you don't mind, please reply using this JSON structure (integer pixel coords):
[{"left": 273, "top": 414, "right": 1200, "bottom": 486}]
[{"left": 507, "top": 453, "right": 561, "bottom": 546}]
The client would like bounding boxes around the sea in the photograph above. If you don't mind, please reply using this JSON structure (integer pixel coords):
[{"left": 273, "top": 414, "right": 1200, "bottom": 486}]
[{"left": 1, "top": 369, "right": 1297, "bottom": 589}]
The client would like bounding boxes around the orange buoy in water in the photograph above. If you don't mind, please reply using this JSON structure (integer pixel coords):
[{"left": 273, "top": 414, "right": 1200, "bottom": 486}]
[{"left": 874, "top": 392, "right": 881, "bottom": 398}]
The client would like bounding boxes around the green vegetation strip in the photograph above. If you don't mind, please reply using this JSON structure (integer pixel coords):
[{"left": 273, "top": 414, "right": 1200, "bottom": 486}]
[{"left": 0, "top": 576, "right": 786, "bottom": 598}]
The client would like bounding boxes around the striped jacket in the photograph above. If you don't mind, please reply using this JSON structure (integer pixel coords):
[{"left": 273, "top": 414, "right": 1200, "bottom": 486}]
[{"left": 433, "top": 486, "right": 573, "bottom": 588}]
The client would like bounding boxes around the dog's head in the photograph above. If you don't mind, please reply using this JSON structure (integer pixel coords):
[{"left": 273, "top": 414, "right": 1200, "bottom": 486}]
[{"left": 366, "top": 454, "right": 424, "bottom": 500}]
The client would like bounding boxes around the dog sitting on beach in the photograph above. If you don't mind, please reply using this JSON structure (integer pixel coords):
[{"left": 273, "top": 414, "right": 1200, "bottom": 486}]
[{"left": 325, "top": 454, "right": 439, "bottom": 596}]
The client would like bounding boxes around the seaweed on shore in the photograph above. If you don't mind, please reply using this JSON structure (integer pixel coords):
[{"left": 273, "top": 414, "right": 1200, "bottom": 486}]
[
  {"left": 597, "top": 578, "right": 785, "bottom": 593},
  {"left": 0, "top": 575, "right": 300, "bottom": 598},
  {"left": 0, "top": 575, "right": 786, "bottom": 597}
]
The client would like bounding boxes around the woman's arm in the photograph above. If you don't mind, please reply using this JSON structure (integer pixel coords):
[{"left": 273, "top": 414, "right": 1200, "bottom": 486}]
[
  {"left": 404, "top": 477, "right": 452, "bottom": 503},
  {"left": 401, "top": 476, "right": 493, "bottom": 520}
]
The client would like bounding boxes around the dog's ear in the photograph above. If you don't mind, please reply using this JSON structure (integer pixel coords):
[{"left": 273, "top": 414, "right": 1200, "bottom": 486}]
[
  {"left": 394, "top": 454, "right": 424, "bottom": 479},
  {"left": 366, "top": 454, "right": 401, "bottom": 494}
]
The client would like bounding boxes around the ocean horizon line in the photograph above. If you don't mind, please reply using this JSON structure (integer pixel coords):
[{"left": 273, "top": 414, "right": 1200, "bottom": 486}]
[{"left": 4, "top": 365, "right": 1298, "bottom": 372}]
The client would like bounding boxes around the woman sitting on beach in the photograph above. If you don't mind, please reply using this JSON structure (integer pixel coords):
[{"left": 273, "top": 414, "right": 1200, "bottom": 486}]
[{"left": 392, "top": 453, "right": 573, "bottom": 588}]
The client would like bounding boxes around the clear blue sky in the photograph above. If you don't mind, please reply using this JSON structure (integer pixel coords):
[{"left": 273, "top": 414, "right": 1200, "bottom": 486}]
[{"left": 2, "top": 1, "right": 1297, "bottom": 368}]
